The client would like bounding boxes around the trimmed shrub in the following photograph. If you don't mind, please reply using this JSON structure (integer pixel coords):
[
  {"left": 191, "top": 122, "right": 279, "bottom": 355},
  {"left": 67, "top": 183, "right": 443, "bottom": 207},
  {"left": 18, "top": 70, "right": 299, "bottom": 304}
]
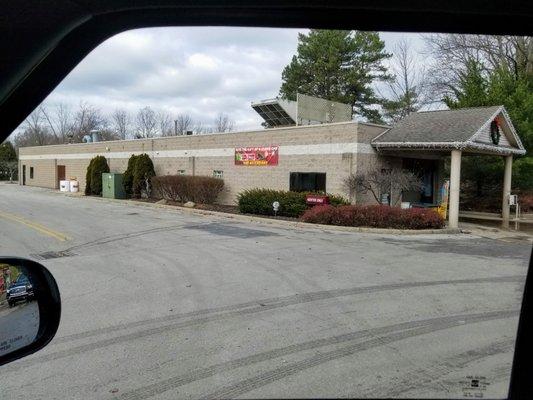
[
  {"left": 237, "top": 189, "right": 307, "bottom": 218},
  {"left": 238, "top": 189, "right": 349, "bottom": 217},
  {"left": 84, "top": 156, "right": 108, "bottom": 196},
  {"left": 300, "top": 205, "right": 445, "bottom": 230},
  {"left": 132, "top": 154, "right": 155, "bottom": 198},
  {"left": 123, "top": 154, "right": 138, "bottom": 197},
  {"left": 89, "top": 156, "right": 110, "bottom": 196},
  {"left": 513, "top": 157, "right": 533, "bottom": 191},
  {"left": 84, "top": 158, "right": 95, "bottom": 195},
  {"left": 298, "top": 204, "right": 338, "bottom": 224},
  {"left": 321, "top": 193, "right": 349, "bottom": 206},
  {"left": 520, "top": 194, "right": 533, "bottom": 213},
  {"left": 151, "top": 175, "right": 224, "bottom": 204},
  {"left": 237, "top": 189, "right": 350, "bottom": 218}
]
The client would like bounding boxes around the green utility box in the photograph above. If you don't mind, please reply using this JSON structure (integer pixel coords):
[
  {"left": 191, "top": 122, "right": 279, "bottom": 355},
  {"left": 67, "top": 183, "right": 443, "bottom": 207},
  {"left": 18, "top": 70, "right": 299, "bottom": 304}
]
[{"left": 102, "top": 173, "right": 126, "bottom": 199}]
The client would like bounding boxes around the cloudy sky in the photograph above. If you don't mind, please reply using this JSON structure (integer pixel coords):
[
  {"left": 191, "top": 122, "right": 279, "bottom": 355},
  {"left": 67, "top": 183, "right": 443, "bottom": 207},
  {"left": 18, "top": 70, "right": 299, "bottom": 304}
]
[{"left": 39, "top": 28, "right": 428, "bottom": 132}]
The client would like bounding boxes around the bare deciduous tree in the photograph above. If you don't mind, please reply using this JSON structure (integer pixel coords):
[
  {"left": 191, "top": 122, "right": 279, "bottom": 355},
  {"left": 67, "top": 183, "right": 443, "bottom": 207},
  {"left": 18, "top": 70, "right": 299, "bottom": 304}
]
[
  {"left": 192, "top": 121, "right": 212, "bottom": 135},
  {"left": 174, "top": 114, "right": 193, "bottom": 135},
  {"left": 343, "top": 167, "right": 422, "bottom": 206},
  {"left": 424, "top": 34, "right": 533, "bottom": 101},
  {"left": 381, "top": 40, "right": 429, "bottom": 123},
  {"left": 135, "top": 106, "right": 158, "bottom": 138},
  {"left": 213, "top": 113, "right": 234, "bottom": 133},
  {"left": 0, "top": 160, "right": 17, "bottom": 182},
  {"left": 72, "top": 102, "right": 107, "bottom": 142},
  {"left": 97, "top": 129, "right": 120, "bottom": 141},
  {"left": 111, "top": 109, "right": 130, "bottom": 140},
  {"left": 158, "top": 111, "right": 173, "bottom": 136},
  {"left": 14, "top": 108, "right": 56, "bottom": 147},
  {"left": 40, "top": 103, "right": 73, "bottom": 143},
  {"left": 0, "top": 141, "right": 18, "bottom": 182}
]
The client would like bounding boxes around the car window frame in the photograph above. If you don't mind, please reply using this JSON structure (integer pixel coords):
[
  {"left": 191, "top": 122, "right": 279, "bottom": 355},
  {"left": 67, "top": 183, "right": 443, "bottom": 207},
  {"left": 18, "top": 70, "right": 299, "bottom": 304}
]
[{"left": 0, "top": 1, "right": 531, "bottom": 398}]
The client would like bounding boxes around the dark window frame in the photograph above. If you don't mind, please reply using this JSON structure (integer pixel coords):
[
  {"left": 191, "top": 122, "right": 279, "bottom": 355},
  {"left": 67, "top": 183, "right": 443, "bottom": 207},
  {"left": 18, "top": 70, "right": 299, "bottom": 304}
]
[{"left": 290, "top": 172, "right": 326, "bottom": 193}]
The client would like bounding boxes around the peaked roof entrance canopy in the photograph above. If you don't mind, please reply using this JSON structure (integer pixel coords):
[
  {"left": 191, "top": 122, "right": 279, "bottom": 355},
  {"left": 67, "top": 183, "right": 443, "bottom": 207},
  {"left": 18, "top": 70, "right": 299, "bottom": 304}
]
[{"left": 372, "top": 106, "right": 526, "bottom": 156}]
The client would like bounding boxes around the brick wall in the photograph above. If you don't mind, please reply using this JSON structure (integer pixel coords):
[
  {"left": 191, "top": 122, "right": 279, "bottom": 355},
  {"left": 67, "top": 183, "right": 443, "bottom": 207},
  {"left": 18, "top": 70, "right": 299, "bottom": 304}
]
[{"left": 19, "top": 121, "right": 389, "bottom": 204}]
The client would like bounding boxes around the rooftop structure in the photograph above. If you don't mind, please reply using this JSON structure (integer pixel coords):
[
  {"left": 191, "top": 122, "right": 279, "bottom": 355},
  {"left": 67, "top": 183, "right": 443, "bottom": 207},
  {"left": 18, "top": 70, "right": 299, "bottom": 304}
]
[{"left": 251, "top": 93, "right": 352, "bottom": 128}]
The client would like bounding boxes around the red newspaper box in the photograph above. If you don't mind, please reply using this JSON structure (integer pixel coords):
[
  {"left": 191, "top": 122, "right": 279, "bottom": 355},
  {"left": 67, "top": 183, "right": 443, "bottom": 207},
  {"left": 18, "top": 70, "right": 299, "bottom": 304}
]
[{"left": 306, "top": 194, "right": 330, "bottom": 205}]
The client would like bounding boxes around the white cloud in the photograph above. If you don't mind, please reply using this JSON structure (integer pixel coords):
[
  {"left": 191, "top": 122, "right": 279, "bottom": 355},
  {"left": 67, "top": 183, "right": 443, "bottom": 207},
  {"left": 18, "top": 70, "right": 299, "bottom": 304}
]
[
  {"left": 187, "top": 53, "right": 218, "bottom": 70},
  {"left": 27, "top": 27, "right": 431, "bottom": 133}
]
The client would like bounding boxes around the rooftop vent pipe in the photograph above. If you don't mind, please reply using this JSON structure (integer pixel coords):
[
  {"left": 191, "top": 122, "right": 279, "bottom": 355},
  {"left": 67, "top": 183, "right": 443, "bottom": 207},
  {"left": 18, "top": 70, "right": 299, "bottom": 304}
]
[{"left": 90, "top": 130, "right": 100, "bottom": 142}]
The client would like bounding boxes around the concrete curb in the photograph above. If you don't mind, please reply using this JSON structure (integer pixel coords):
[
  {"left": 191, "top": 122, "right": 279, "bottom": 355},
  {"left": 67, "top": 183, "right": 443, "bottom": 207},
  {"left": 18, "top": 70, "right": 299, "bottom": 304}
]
[{"left": 65, "top": 193, "right": 462, "bottom": 236}]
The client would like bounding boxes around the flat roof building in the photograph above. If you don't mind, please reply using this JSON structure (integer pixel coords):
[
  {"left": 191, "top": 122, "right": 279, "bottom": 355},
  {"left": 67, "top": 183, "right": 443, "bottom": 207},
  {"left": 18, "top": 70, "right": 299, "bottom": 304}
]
[{"left": 18, "top": 105, "right": 525, "bottom": 228}]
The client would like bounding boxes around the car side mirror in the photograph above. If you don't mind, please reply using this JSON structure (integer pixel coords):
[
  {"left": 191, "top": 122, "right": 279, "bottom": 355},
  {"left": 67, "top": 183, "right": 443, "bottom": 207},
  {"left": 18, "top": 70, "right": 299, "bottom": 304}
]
[{"left": 0, "top": 257, "right": 61, "bottom": 366}]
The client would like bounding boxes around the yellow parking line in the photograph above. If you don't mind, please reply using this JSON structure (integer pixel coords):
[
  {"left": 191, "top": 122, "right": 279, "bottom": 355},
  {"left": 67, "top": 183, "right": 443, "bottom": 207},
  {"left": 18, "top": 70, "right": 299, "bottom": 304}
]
[{"left": 0, "top": 211, "right": 70, "bottom": 242}]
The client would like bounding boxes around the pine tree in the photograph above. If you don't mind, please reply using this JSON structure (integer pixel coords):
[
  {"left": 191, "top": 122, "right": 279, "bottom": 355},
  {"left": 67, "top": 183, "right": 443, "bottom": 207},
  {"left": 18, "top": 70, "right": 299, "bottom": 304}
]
[
  {"left": 279, "top": 30, "right": 391, "bottom": 123},
  {"left": 443, "top": 59, "right": 533, "bottom": 198},
  {"left": 88, "top": 156, "right": 109, "bottom": 196},
  {"left": 443, "top": 60, "right": 489, "bottom": 109},
  {"left": 123, "top": 154, "right": 138, "bottom": 197},
  {"left": 132, "top": 154, "right": 155, "bottom": 198}
]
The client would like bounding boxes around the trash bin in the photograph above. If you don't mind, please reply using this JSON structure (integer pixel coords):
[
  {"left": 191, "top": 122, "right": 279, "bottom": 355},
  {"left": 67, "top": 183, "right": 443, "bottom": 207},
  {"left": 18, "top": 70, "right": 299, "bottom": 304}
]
[{"left": 59, "top": 180, "right": 70, "bottom": 192}]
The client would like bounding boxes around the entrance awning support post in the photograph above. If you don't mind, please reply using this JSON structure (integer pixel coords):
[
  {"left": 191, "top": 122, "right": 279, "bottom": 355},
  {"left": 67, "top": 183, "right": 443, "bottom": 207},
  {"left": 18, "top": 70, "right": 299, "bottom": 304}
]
[
  {"left": 502, "top": 155, "right": 513, "bottom": 228},
  {"left": 448, "top": 150, "right": 462, "bottom": 229}
]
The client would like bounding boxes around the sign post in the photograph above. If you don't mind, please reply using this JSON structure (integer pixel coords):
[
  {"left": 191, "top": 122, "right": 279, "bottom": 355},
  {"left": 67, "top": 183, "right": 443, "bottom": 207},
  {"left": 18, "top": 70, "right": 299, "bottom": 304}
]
[{"left": 272, "top": 201, "right": 280, "bottom": 216}]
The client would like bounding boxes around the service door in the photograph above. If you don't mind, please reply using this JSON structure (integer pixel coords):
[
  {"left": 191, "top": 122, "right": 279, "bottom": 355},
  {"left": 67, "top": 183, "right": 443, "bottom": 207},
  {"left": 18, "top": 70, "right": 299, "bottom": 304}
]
[
  {"left": 57, "top": 165, "right": 66, "bottom": 188},
  {"left": 22, "top": 165, "right": 26, "bottom": 185}
]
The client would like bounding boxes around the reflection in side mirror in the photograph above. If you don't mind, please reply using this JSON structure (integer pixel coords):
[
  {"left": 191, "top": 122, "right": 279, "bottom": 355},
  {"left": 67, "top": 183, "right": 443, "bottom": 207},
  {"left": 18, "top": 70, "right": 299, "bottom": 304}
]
[{"left": 0, "top": 258, "right": 61, "bottom": 366}]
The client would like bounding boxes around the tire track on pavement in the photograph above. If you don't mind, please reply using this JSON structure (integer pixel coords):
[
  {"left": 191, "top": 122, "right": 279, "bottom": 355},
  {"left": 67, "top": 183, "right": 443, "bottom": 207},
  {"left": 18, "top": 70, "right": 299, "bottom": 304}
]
[
  {"left": 197, "top": 310, "right": 518, "bottom": 400},
  {"left": 63, "top": 223, "right": 204, "bottom": 252},
  {"left": 357, "top": 339, "right": 515, "bottom": 398},
  {"left": 7, "top": 276, "right": 523, "bottom": 372},
  {"left": 54, "top": 274, "right": 524, "bottom": 345},
  {"left": 117, "top": 311, "right": 516, "bottom": 400}
]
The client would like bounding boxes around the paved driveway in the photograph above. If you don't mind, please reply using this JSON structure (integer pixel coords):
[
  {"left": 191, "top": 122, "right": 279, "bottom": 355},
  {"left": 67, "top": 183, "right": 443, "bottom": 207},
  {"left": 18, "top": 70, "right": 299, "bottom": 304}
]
[{"left": 0, "top": 184, "right": 530, "bottom": 399}]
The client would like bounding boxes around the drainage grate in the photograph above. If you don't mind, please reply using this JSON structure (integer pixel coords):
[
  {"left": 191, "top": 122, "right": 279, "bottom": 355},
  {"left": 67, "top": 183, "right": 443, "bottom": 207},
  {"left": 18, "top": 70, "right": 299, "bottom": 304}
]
[{"left": 31, "top": 250, "right": 76, "bottom": 260}]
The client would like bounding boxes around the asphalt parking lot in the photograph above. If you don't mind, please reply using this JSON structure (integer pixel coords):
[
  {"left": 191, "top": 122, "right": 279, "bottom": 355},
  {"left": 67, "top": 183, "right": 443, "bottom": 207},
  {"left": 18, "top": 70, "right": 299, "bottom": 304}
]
[
  {"left": 0, "top": 301, "right": 40, "bottom": 356},
  {"left": 0, "top": 183, "right": 531, "bottom": 399}
]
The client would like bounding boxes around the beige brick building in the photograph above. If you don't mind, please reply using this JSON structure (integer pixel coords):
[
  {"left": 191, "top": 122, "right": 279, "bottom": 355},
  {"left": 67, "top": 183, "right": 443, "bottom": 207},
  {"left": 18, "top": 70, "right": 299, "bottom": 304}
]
[
  {"left": 18, "top": 121, "right": 393, "bottom": 205},
  {"left": 17, "top": 105, "right": 525, "bottom": 229}
]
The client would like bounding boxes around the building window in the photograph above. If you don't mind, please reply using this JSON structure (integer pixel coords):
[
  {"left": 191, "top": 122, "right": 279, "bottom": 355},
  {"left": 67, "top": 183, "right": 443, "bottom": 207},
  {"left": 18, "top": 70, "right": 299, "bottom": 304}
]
[
  {"left": 290, "top": 172, "right": 326, "bottom": 192},
  {"left": 177, "top": 170, "right": 186, "bottom": 175},
  {"left": 213, "top": 170, "right": 223, "bottom": 179},
  {"left": 30, "top": 167, "right": 34, "bottom": 179}
]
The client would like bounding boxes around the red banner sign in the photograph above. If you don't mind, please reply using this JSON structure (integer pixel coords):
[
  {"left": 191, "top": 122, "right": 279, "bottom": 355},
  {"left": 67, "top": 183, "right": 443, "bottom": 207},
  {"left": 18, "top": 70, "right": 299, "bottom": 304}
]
[
  {"left": 306, "top": 194, "right": 330, "bottom": 205},
  {"left": 235, "top": 146, "right": 279, "bottom": 166}
]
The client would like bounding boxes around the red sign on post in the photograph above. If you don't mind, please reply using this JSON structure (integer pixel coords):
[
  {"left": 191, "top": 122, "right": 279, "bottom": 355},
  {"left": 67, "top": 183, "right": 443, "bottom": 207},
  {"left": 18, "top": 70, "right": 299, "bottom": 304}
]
[
  {"left": 235, "top": 146, "right": 279, "bottom": 166},
  {"left": 306, "top": 194, "right": 330, "bottom": 205}
]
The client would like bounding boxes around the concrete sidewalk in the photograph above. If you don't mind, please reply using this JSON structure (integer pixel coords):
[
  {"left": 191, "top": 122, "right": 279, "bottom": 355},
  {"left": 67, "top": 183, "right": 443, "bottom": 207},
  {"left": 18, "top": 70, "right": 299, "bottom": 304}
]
[
  {"left": 459, "top": 222, "right": 533, "bottom": 243},
  {"left": 461, "top": 210, "right": 533, "bottom": 223}
]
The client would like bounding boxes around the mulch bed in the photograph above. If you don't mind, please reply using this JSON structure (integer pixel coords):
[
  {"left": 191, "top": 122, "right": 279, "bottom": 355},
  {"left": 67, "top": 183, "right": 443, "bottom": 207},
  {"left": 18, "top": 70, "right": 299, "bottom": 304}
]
[{"left": 135, "top": 198, "right": 299, "bottom": 222}]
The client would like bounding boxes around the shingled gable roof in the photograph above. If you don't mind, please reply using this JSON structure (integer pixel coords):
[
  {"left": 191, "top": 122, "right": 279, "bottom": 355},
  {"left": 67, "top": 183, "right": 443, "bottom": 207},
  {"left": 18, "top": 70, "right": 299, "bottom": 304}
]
[{"left": 372, "top": 105, "right": 526, "bottom": 155}]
